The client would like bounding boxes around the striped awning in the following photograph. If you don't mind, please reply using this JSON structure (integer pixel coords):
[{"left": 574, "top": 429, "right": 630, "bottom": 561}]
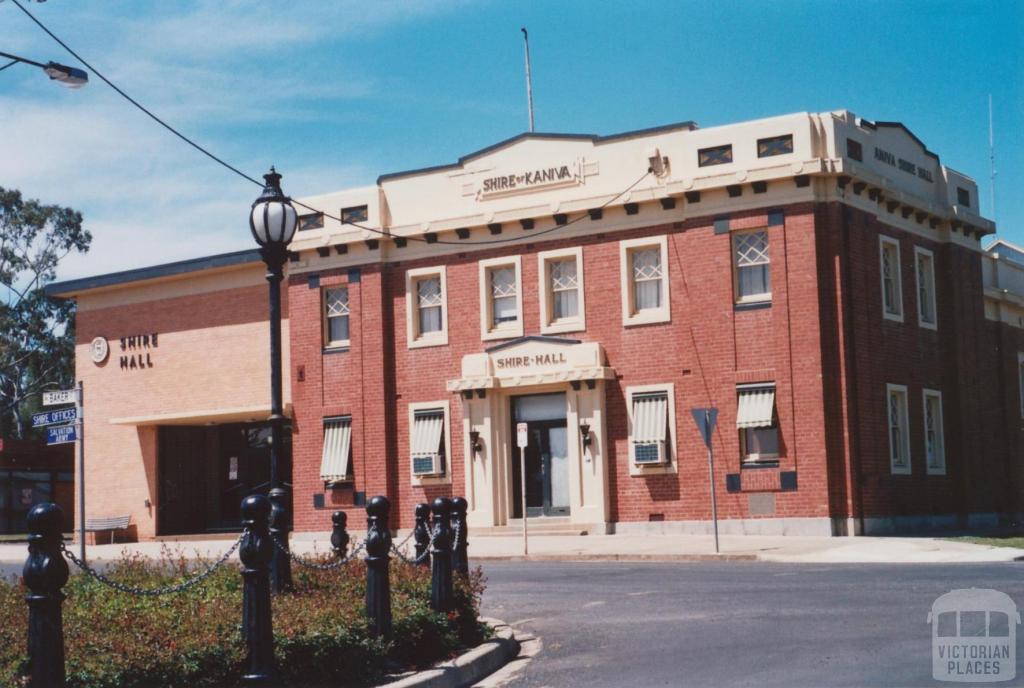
[
  {"left": 736, "top": 387, "right": 775, "bottom": 429},
  {"left": 411, "top": 410, "right": 444, "bottom": 456},
  {"left": 320, "top": 418, "right": 352, "bottom": 482},
  {"left": 632, "top": 393, "right": 668, "bottom": 443}
]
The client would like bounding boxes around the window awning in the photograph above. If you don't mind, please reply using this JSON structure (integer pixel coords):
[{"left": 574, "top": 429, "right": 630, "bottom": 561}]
[
  {"left": 736, "top": 387, "right": 775, "bottom": 429},
  {"left": 320, "top": 418, "right": 352, "bottom": 482},
  {"left": 632, "top": 393, "right": 667, "bottom": 443},
  {"left": 411, "top": 410, "right": 444, "bottom": 456}
]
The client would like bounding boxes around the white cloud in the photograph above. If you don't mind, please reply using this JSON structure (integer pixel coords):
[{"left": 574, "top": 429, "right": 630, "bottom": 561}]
[{"left": 0, "top": 0, "right": 463, "bottom": 282}]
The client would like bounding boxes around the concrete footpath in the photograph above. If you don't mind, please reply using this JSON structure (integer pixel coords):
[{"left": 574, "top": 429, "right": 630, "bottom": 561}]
[{"left": 1, "top": 531, "right": 1021, "bottom": 577}]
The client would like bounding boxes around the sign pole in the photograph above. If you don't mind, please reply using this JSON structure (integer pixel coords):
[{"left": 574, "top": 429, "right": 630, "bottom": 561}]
[
  {"left": 516, "top": 421, "right": 529, "bottom": 556},
  {"left": 705, "top": 409, "right": 720, "bottom": 554},
  {"left": 77, "top": 380, "right": 86, "bottom": 564},
  {"left": 520, "top": 445, "right": 528, "bottom": 556}
]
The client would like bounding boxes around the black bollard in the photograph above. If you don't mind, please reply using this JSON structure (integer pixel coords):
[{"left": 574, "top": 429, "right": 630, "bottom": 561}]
[
  {"left": 240, "top": 494, "right": 275, "bottom": 685},
  {"left": 430, "top": 497, "right": 454, "bottom": 614},
  {"left": 330, "top": 511, "right": 349, "bottom": 558},
  {"left": 450, "top": 497, "right": 469, "bottom": 578},
  {"left": 413, "top": 503, "right": 431, "bottom": 568},
  {"left": 268, "top": 487, "right": 293, "bottom": 593},
  {"left": 364, "top": 496, "right": 392, "bottom": 638},
  {"left": 24, "top": 503, "right": 68, "bottom": 688}
]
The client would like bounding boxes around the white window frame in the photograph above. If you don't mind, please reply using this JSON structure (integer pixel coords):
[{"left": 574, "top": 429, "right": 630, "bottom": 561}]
[
  {"left": 408, "top": 400, "right": 452, "bottom": 486},
  {"left": 737, "top": 384, "right": 780, "bottom": 465},
  {"left": 538, "top": 246, "right": 586, "bottom": 335},
  {"left": 322, "top": 285, "right": 350, "bottom": 349},
  {"left": 732, "top": 229, "right": 772, "bottom": 304},
  {"left": 405, "top": 266, "right": 448, "bottom": 349},
  {"left": 880, "top": 236, "right": 904, "bottom": 322},
  {"left": 620, "top": 235, "right": 671, "bottom": 326},
  {"left": 922, "top": 389, "right": 946, "bottom": 476},
  {"left": 914, "top": 246, "right": 938, "bottom": 330},
  {"left": 886, "top": 383, "right": 911, "bottom": 475},
  {"left": 479, "top": 255, "right": 523, "bottom": 341},
  {"left": 626, "top": 382, "right": 677, "bottom": 476}
]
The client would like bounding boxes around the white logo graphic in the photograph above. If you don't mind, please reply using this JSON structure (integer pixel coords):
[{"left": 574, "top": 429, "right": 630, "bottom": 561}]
[
  {"left": 90, "top": 336, "right": 109, "bottom": 364},
  {"left": 929, "top": 589, "right": 1019, "bottom": 682}
]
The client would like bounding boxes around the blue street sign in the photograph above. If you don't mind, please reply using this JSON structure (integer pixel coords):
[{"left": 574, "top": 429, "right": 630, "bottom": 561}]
[
  {"left": 690, "top": 407, "right": 719, "bottom": 449},
  {"left": 46, "top": 424, "right": 77, "bottom": 445},
  {"left": 32, "top": 407, "right": 79, "bottom": 428}
]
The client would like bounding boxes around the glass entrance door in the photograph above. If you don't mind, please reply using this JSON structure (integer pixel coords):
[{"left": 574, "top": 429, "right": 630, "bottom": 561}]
[{"left": 511, "top": 393, "right": 570, "bottom": 518}]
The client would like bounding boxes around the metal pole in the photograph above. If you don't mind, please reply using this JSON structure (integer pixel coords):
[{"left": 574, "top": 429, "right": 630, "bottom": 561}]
[
  {"left": 705, "top": 410, "right": 720, "bottom": 554},
  {"left": 429, "top": 497, "right": 454, "bottom": 614},
  {"left": 521, "top": 28, "right": 535, "bottom": 133},
  {"left": 364, "top": 496, "right": 392, "bottom": 638},
  {"left": 520, "top": 445, "right": 528, "bottom": 556},
  {"left": 264, "top": 253, "right": 292, "bottom": 593},
  {"left": 0, "top": 50, "right": 46, "bottom": 69},
  {"left": 76, "top": 381, "right": 85, "bottom": 564}
]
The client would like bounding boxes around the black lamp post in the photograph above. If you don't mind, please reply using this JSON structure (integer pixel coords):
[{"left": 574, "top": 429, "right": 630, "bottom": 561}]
[{"left": 249, "top": 167, "right": 298, "bottom": 593}]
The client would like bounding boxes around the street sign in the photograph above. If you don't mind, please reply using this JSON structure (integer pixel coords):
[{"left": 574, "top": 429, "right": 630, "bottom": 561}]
[
  {"left": 690, "top": 408, "right": 719, "bottom": 449},
  {"left": 46, "top": 424, "right": 77, "bottom": 445},
  {"left": 516, "top": 422, "right": 528, "bottom": 448},
  {"left": 32, "top": 407, "right": 79, "bottom": 428},
  {"left": 42, "top": 389, "right": 77, "bottom": 406}
]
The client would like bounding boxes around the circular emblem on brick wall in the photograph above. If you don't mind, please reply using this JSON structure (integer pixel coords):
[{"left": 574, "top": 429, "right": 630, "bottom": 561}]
[{"left": 90, "top": 336, "right": 109, "bottom": 364}]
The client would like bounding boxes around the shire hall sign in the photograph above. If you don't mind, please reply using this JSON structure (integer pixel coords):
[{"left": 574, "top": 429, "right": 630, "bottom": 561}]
[
  {"left": 116, "top": 332, "right": 159, "bottom": 371},
  {"left": 472, "top": 158, "right": 596, "bottom": 199}
]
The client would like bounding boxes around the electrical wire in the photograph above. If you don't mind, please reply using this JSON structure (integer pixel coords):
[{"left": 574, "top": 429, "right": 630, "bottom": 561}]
[{"left": 10, "top": 0, "right": 656, "bottom": 247}]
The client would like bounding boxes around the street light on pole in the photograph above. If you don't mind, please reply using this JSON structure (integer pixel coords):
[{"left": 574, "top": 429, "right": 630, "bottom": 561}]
[
  {"left": 0, "top": 50, "right": 88, "bottom": 88},
  {"left": 249, "top": 167, "right": 297, "bottom": 593}
]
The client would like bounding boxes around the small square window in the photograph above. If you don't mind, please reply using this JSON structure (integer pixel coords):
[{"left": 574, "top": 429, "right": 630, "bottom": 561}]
[
  {"left": 956, "top": 187, "right": 971, "bottom": 208},
  {"left": 620, "top": 236, "right": 670, "bottom": 326},
  {"left": 887, "top": 384, "right": 911, "bottom": 474},
  {"left": 880, "top": 237, "right": 903, "bottom": 322},
  {"left": 341, "top": 205, "right": 368, "bottom": 224},
  {"left": 737, "top": 385, "right": 779, "bottom": 465},
  {"left": 480, "top": 257, "right": 523, "bottom": 340},
  {"left": 409, "top": 401, "right": 451, "bottom": 485},
  {"left": 323, "top": 287, "right": 350, "bottom": 347},
  {"left": 299, "top": 213, "right": 324, "bottom": 231},
  {"left": 626, "top": 383, "right": 677, "bottom": 476},
  {"left": 320, "top": 416, "right": 352, "bottom": 485},
  {"left": 757, "top": 135, "right": 793, "bottom": 158},
  {"left": 406, "top": 267, "right": 448, "bottom": 348},
  {"left": 847, "top": 139, "right": 863, "bottom": 162},
  {"left": 698, "top": 144, "right": 733, "bottom": 167},
  {"left": 733, "top": 231, "right": 771, "bottom": 302}
]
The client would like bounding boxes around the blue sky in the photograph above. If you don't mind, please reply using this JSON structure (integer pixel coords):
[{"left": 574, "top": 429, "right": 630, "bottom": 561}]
[{"left": 1, "top": 0, "right": 1021, "bottom": 280}]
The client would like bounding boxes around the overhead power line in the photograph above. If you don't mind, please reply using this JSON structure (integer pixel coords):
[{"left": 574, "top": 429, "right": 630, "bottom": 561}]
[{"left": 9, "top": 0, "right": 653, "bottom": 247}]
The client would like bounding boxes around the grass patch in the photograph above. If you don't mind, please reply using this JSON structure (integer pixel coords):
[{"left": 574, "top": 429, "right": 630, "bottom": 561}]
[
  {"left": 946, "top": 535, "right": 1024, "bottom": 549},
  {"left": 0, "top": 547, "right": 487, "bottom": 687}
]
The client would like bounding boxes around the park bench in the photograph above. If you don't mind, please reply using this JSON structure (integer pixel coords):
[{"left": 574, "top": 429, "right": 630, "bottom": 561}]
[{"left": 85, "top": 515, "right": 131, "bottom": 544}]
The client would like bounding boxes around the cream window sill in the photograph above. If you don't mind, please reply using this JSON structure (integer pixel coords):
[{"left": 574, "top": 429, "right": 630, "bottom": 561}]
[
  {"left": 408, "top": 333, "right": 448, "bottom": 349},
  {"left": 926, "top": 465, "right": 946, "bottom": 476},
  {"left": 890, "top": 462, "right": 911, "bottom": 475},
  {"left": 918, "top": 318, "right": 938, "bottom": 331},
  {"left": 324, "top": 341, "right": 350, "bottom": 351},
  {"left": 736, "top": 293, "right": 772, "bottom": 305},
  {"left": 482, "top": 322, "right": 523, "bottom": 342},
  {"left": 411, "top": 473, "right": 452, "bottom": 487},
  {"left": 883, "top": 309, "right": 904, "bottom": 323},
  {"left": 623, "top": 308, "right": 670, "bottom": 327},
  {"left": 540, "top": 318, "right": 585, "bottom": 335}
]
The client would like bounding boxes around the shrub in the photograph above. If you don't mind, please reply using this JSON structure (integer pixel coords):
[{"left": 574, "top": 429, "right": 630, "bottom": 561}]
[{"left": 0, "top": 547, "right": 487, "bottom": 687}]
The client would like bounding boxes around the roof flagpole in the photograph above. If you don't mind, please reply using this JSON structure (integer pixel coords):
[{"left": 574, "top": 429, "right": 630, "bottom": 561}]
[
  {"left": 521, "top": 27, "right": 535, "bottom": 133},
  {"left": 988, "top": 94, "right": 996, "bottom": 222}
]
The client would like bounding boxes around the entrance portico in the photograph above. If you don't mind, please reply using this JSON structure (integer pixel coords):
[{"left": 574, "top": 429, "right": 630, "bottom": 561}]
[{"left": 448, "top": 336, "right": 614, "bottom": 531}]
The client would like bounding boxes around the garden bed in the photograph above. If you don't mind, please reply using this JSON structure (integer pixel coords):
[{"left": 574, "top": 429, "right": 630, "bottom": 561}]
[{"left": 0, "top": 548, "right": 486, "bottom": 687}]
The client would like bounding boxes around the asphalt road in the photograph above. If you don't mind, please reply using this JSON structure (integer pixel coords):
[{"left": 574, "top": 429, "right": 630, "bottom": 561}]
[{"left": 478, "top": 560, "right": 1024, "bottom": 688}]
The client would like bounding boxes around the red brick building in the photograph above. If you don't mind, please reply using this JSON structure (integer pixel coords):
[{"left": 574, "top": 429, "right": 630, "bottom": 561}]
[{"left": 49, "top": 110, "right": 1021, "bottom": 538}]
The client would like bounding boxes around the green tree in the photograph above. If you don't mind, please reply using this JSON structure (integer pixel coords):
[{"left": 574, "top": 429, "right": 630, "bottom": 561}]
[{"left": 0, "top": 186, "right": 90, "bottom": 439}]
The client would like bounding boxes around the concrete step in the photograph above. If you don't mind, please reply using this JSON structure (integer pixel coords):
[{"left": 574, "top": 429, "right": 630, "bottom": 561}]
[{"left": 474, "top": 519, "right": 590, "bottom": 537}]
